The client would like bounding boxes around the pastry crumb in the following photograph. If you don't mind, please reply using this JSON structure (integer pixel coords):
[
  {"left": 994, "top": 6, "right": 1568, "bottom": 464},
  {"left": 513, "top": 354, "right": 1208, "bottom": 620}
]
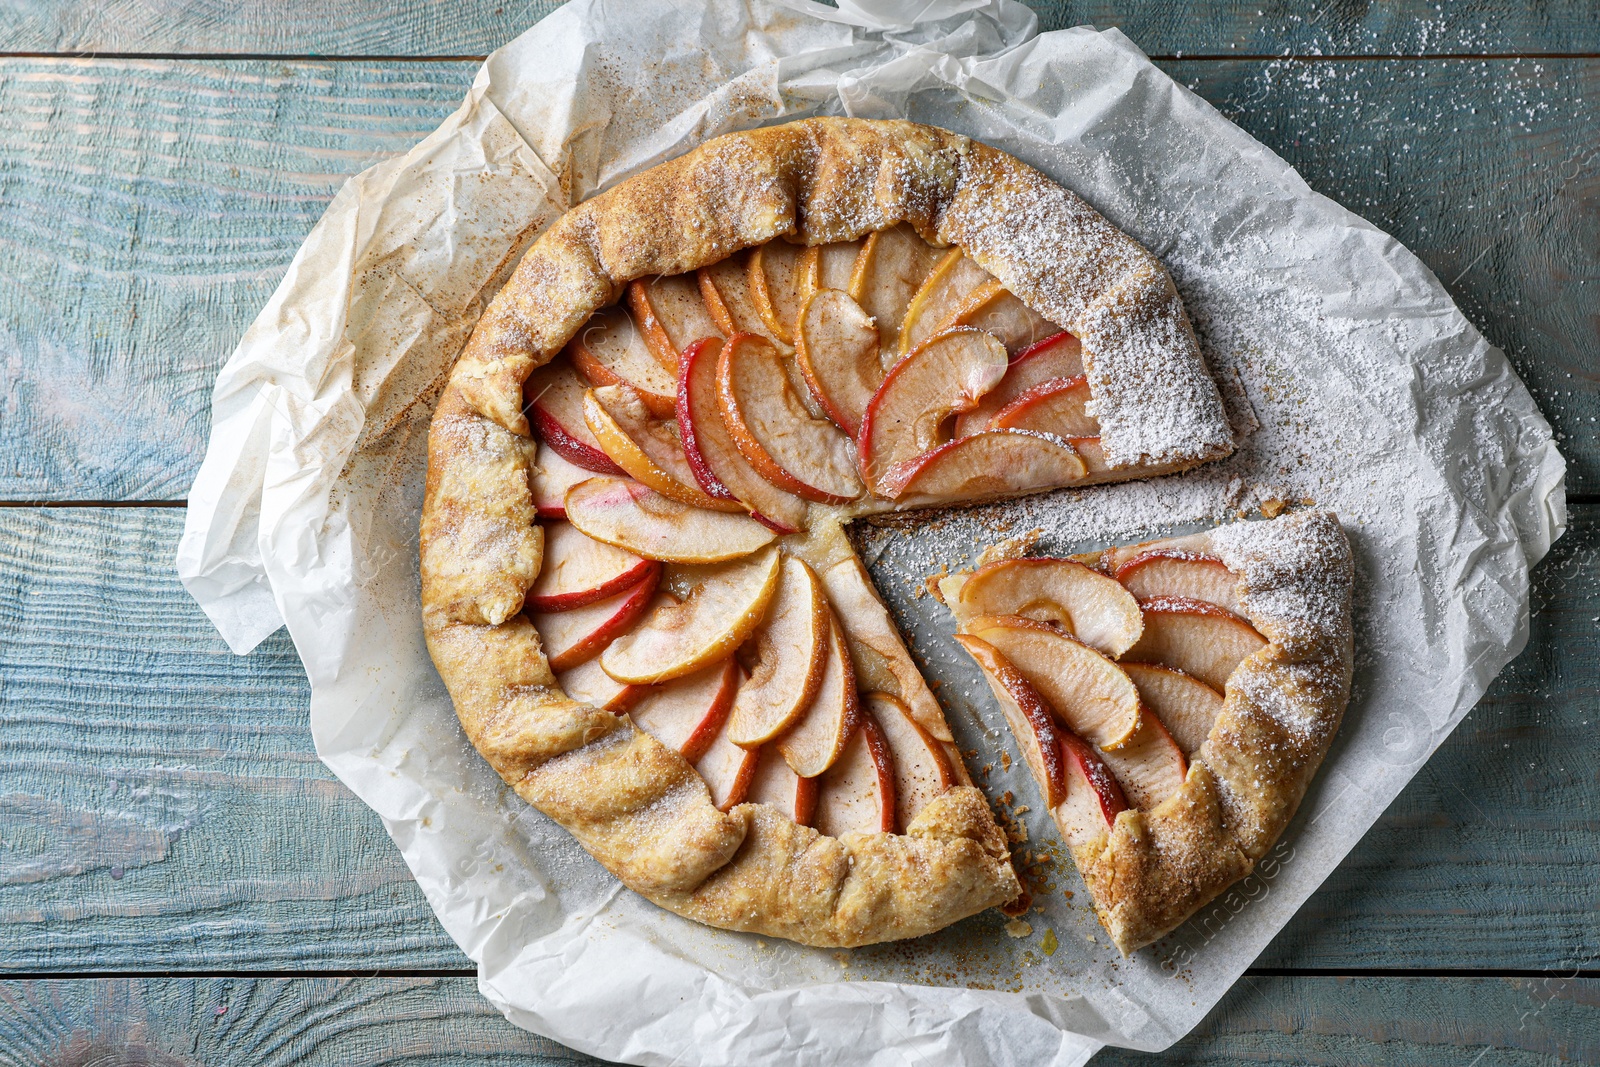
[{"left": 1004, "top": 918, "right": 1033, "bottom": 938}]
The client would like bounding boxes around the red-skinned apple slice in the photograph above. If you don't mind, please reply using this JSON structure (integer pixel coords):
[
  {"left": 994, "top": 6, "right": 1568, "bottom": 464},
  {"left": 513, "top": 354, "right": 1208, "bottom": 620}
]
[
  {"left": 726, "top": 556, "right": 831, "bottom": 747},
  {"left": 948, "top": 557, "right": 1143, "bottom": 658},
  {"left": 964, "top": 287, "right": 1059, "bottom": 354},
  {"left": 530, "top": 572, "right": 657, "bottom": 671},
  {"left": 990, "top": 375, "right": 1096, "bottom": 437},
  {"left": 898, "top": 250, "right": 998, "bottom": 356},
  {"left": 557, "top": 656, "right": 647, "bottom": 713},
  {"left": 629, "top": 656, "right": 740, "bottom": 763},
  {"left": 627, "top": 274, "right": 722, "bottom": 371},
  {"left": 697, "top": 253, "right": 771, "bottom": 340},
  {"left": 881, "top": 429, "right": 1087, "bottom": 503},
  {"left": 794, "top": 288, "right": 882, "bottom": 437},
  {"left": 600, "top": 546, "right": 781, "bottom": 684},
  {"left": 525, "top": 521, "right": 659, "bottom": 613},
  {"left": 1096, "top": 709, "right": 1188, "bottom": 810},
  {"left": 865, "top": 692, "right": 955, "bottom": 832},
  {"left": 813, "top": 712, "right": 897, "bottom": 837},
  {"left": 564, "top": 478, "right": 777, "bottom": 564},
  {"left": 695, "top": 712, "right": 761, "bottom": 812},
  {"left": 676, "top": 336, "right": 808, "bottom": 533},
  {"left": 962, "top": 614, "right": 1141, "bottom": 749},
  {"left": 748, "top": 241, "right": 806, "bottom": 345},
  {"left": 529, "top": 444, "right": 599, "bottom": 519},
  {"left": 953, "top": 331, "right": 1084, "bottom": 437},
  {"left": 858, "top": 328, "right": 1009, "bottom": 488},
  {"left": 745, "top": 744, "right": 818, "bottom": 825},
  {"left": 1054, "top": 731, "right": 1129, "bottom": 846},
  {"left": 582, "top": 384, "right": 744, "bottom": 512},
  {"left": 847, "top": 223, "right": 941, "bottom": 358},
  {"left": 1116, "top": 551, "right": 1246, "bottom": 617},
  {"left": 566, "top": 305, "right": 678, "bottom": 418},
  {"left": 718, "top": 333, "right": 864, "bottom": 504},
  {"left": 776, "top": 612, "right": 860, "bottom": 778},
  {"left": 1120, "top": 661, "right": 1224, "bottom": 755},
  {"left": 524, "top": 359, "right": 627, "bottom": 475},
  {"left": 1125, "top": 596, "right": 1266, "bottom": 692},
  {"left": 953, "top": 635, "right": 1067, "bottom": 807}
]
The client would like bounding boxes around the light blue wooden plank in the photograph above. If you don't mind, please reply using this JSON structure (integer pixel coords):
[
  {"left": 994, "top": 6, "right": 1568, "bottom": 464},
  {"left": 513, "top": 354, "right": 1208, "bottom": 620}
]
[
  {"left": 0, "top": 506, "right": 1595, "bottom": 972},
  {"left": 3, "top": 0, "right": 1598, "bottom": 57},
  {"left": 0, "top": 975, "right": 1592, "bottom": 1065},
  {"left": 1, "top": 55, "right": 1593, "bottom": 500}
]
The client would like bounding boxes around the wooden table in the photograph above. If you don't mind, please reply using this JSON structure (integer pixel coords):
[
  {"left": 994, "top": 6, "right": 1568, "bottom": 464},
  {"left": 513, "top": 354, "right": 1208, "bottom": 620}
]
[{"left": 1, "top": 2, "right": 1595, "bottom": 1062}]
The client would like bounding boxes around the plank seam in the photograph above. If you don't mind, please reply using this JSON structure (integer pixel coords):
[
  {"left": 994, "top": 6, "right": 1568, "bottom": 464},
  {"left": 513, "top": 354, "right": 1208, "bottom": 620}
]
[
  {"left": 3, "top": 968, "right": 1594, "bottom": 980},
  {"left": 1, "top": 51, "right": 1598, "bottom": 62}
]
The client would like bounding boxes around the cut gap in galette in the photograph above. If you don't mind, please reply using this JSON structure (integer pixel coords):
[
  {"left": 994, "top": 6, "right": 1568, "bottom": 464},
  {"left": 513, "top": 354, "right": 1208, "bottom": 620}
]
[{"left": 420, "top": 117, "right": 1284, "bottom": 950}]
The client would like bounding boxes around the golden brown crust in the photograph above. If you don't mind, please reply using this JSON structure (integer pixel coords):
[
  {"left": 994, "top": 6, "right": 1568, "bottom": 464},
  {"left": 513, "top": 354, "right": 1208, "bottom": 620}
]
[
  {"left": 419, "top": 117, "right": 1246, "bottom": 948},
  {"left": 1073, "top": 510, "right": 1354, "bottom": 953}
]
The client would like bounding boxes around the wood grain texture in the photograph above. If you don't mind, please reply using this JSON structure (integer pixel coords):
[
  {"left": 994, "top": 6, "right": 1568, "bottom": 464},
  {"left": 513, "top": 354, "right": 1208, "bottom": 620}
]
[
  {"left": 2, "top": 0, "right": 1598, "bottom": 57},
  {"left": 1, "top": 54, "right": 1592, "bottom": 500},
  {"left": 0, "top": 975, "right": 1593, "bottom": 1065},
  {"left": 0, "top": 506, "right": 1594, "bottom": 972}
]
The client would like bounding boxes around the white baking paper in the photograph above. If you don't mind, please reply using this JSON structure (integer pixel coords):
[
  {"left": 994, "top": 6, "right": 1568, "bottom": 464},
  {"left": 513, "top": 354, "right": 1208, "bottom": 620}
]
[{"left": 177, "top": 1, "right": 1567, "bottom": 1062}]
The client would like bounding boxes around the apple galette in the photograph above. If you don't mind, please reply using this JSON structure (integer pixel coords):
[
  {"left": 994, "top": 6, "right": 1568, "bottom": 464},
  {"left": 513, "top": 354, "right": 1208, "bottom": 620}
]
[{"left": 419, "top": 117, "right": 1343, "bottom": 951}]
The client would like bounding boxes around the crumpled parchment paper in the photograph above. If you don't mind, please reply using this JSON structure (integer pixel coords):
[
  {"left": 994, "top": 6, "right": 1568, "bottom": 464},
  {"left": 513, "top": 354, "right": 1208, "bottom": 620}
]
[{"left": 176, "top": 1, "right": 1567, "bottom": 1062}]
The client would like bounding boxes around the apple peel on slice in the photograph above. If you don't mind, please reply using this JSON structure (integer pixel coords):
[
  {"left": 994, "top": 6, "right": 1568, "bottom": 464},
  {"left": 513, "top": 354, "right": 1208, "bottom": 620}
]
[
  {"left": 898, "top": 249, "right": 999, "bottom": 357},
  {"left": 530, "top": 573, "right": 658, "bottom": 672},
  {"left": 948, "top": 557, "right": 1142, "bottom": 659},
  {"left": 1116, "top": 551, "right": 1246, "bottom": 617},
  {"left": 566, "top": 306, "right": 677, "bottom": 418},
  {"left": 961, "top": 615, "right": 1142, "bottom": 749},
  {"left": 529, "top": 443, "right": 600, "bottom": 519},
  {"left": 1054, "top": 731, "right": 1129, "bottom": 847},
  {"left": 1095, "top": 709, "right": 1188, "bottom": 811},
  {"left": 600, "top": 546, "right": 781, "bottom": 684},
  {"left": 1125, "top": 595, "right": 1267, "bottom": 692},
  {"left": 964, "top": 287, "right": 1060, "bottom": 355},
  {"left": 524, "top": 359, "right": 627, "bottom": 476},
  {"left": 882, "top": 429, "right": 1087, "bottom": 504},
  {"left": 847, "top": 223, "right": 941, "bottom": 358},
  {"left": 813, "top": 712, "right": 897, "bottom": 838},
  {"left": 748, "top": 240, "right": 807, "bottom": 345},
  {"left": 744, "top": 744, "right": 818, "bottom": 825},
  {"left": 954, "top": 331, "right": 1084, "bottom": 437},
  {"left": 991, "top": 375, "right": 1096, "bottom": 438},
  {"left": 627, "top": 274, "right": 723, "bottom": 372},
  {"left": 565, "top": 477, "right": 776, "bottom": 565},
  {"left": 865, "top": 692, "right": 956, "bottom": 832},
  {"left": 557, "top": 656, "right": 648, "bottom": 714},
  {"left": 954, "top": 634, "right": 1067, "bottom": 808},
  {"left": 718, "top": 333, "right": 864, "bottom": 504},
  {"left": 776, "top": 612, "right": 860, "bottom": 778},
  {"left": 698, "top": 254, "right": 771, "bottom": 340},
  {"left": 629, "top": 656, "right": 740, "bottom": 763},
  {"left": 526, "top": 521, "right": 659, "bottom": 613},
  {"left": 727, "top": 555, "right": 831, "bottom": 747},
  {"left": 795, "top": 288, "right": 882, "bottom": 437},
  {"left": 676, "top": 337, "right": 808, "bottom": 533},
  {"left": 583, "top": 384, "right": 742, "bottom": 512},
  {"left": 1120, "top": 661, "right": 1224, "bottom": 756}
]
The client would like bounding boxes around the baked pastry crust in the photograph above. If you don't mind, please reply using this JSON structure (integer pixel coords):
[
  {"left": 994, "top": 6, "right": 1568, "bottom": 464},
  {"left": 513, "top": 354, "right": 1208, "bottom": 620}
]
[{"left": 420, "top": 117, "right": 1239, "bottom": 947}]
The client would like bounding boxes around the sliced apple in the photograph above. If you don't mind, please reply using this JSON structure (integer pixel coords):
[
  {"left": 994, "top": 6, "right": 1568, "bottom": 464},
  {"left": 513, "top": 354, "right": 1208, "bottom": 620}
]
[
  {"left": 727, "top": 556, "right": 831, "bottom": 746},
  {"left": 529, "top": 443, "right": 599, "bottom": 519},
  {"left": 695, "top": 716, "right": 762, "bottom": 812},
  {"left": 882, "top": 429, "right": 1087, "bottom": 504},
  {"left": 865, "top": 692, "right": 955, "bottom": 833},
  {"left": 858, "top": 328, "right": 1009, "bottom": 488},
  {"left": 566, "top": 305, "right": 678, "bottom": 418},
  {"left": 1069, "top": 437, "right": 1113, "bottom": 480},
  {"left": 599, "top": 546, "right": 781, "bottom": 684},
  {"left": 629, "top": 656, "right": 740, "bottom": 763},
  {"left": 814, "top": 712, "right": 897, "bottom": 838},
  {"left": 718, "top": 333, "right": 864, "bottom": 504},
  {"left": 961, "top": 615, "right": 1141, "bottom": 749},
  {"left": 1125, "top": 596, "right": 1267, "bottom": 692},
  {"left": 1115, "top": 551, "right": 1246, "bottom": 617},
  {"left": 1054, "top": 731, "right": 1129, "bottom": 846},
  {"left": 776, "top": 613, "right": 860, "bottom": 778},
  {"left": 676, "top": 336, "right": 809, "bottom": 533},
  {"left": 583, "top": 383, "right": 743, "bottom": 512},
  {"left": 748, "top": 240, "right": 807, "bottom": 345},
  {"left": 745, "top": 744, "right": 818, "bottom": 825},
  {"left": 526, "top": 522, "right": 659, "bottom": 613},
  {"left": 1096, "top": 709, "right": 1188, "bottom": 810},
  {"left": 557, "top": 656, "right": 647, "bottom": 713},
  {"left": 564, "top": 478, "right": 776, "bottom": 564},
  {"left": 953, "top": 635, "right": 1067, "bottom": 808},
  {"left": 964, "top": 287, "right": 1059, "bottom": 354},
  {"left": 530, "top": 573, "right": 657, "bottom": 672},
  {"left": 949, "top": 557, "right": 1142, "bottom": 658},
  {"left": 848, "top": 223, "right": 941, "bottom": 359},
  {"left": 697, "top": 252, "right": 770, "bottom": 340},
  {"left": 898, "top": 249, "right": 999, "bottom": 356},
  {"left": 524, "top": 359, "right": 627, "bottom": 475},
  {"left": 627, "top": 274, "right": 722, "bottom": 371},
  {"left": 1120, "top": 661, "right": 1224, "bottom": 756},
  {"left": 794, "top": 288, "right": 882, "bottom": 437},
  {"left": 953, "top": 331, "right": 1084, "bottom": 437},
  {"left": 990, "top": 375, "right": 1097, "bottom": 438}
]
